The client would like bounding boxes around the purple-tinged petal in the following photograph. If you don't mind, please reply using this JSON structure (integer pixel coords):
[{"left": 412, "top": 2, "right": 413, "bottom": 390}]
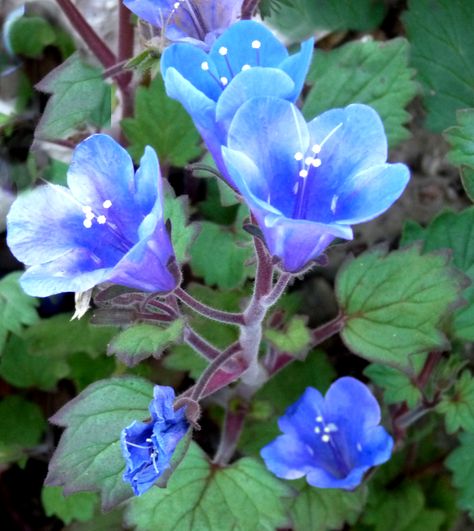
[
  {"left": 358, "top": 425, "right": 394, "bottom": 468},
  {"left": 278, "top": 387, "right": 325, "bottom": 439},
  {"left": 149, "top": 385, "right": 177, "bottom": 421},
  {"left": 306, "top": 465, "right": 366, "bottom": 490},
  {"left": 261, "top": 434, "right": 313, "bottom": 480},
  {"left": 279, "top": 37, "right": 314, "bottom": 101},
  {"left": 134, "top": 146, "right": 160, "bottom": 218},
  {"left": 123, "top": 0, "right": 171, "bottom": 29}
]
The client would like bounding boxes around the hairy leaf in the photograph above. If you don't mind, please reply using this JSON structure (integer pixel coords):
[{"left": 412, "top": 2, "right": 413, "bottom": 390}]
[
  {"left": 437, "top": 371, "right": 474, "bottom": 433},
  {"left": 446, "top": 432, "right": 474, "bottom": 518},
  {"left": 42, "top": 487, "right": 98, "bottom": 525},
  {"left": 365, "top": 364, "right": 422, "bottom": 408}
]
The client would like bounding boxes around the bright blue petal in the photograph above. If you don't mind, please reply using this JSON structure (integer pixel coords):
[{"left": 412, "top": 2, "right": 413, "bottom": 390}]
[
  {"left": 358, "top": 425, "right": 394, "bottom": 467},
  {"left": 215, "top": 68, "right": 295, "bottom": 124},
  {"left": 330, "top": 163, "right": 410, "bottom": 224},
  {"left": 192, "top": 0, "right": 243, "bottom": 34},
  {"left": 260, "top": 434, "right": 313, "bottom": 480},
  {"left": 306, "top": 465, "right": 367, "bottom": 490},
  {"left": 124, "top": 0, "right": 171, "bottom": 28},
  {"left": 279, "top": 37, "right": 314, "bottom": 101},
  {"left": 209, "top": 21, "right": 288, "bottom": 74},
  {"left": 162, "top": 43, "right": 222, "bottom": 102},
  {"left": 135, "top": 146, "right": 161, "bottom": 220},
  {"left": 278, "top": 387, "right": 325, "bottom": 439},
  {"left": 149, "top": 385, "right": 176, "bottom": 421},
  {"left": 67, "top": 134, "right": 141, "bottom": 243}
]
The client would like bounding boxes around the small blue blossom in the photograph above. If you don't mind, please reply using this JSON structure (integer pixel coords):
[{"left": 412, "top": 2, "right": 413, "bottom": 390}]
[
  {"left": 121, "top": 385, "right": 189, "bottom": 495},
  {"left": 7, "top": 134, "right": 177, "bottom": 297},
  {"left": 161, "top": 20, "right": 313, "bottom": 187},
  {"left": 222, "top": 98, "right": 410, "bottom": 272},
  {"left": 123, "top": 0, "right": 243, "bottom": 49},
  {"left": 261, "top": 377, "right": 394, "bottom": 490}
]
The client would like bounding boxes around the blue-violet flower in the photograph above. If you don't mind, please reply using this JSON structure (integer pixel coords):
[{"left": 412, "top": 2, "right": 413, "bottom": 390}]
[
  {"left": 7, "top": 134, "right": 177, "bottom": 296},
  {"left": 161, "top": 20, "right": 313, "bottom": 188},
  {"left": 123, "top": 0, "right": 243, "bottom": 49},
  {"left": 121, "top": 385, "right": 189, "bottom": 495},
  {"left": 261, "top": 377, "right": 394, "bottom": 490},
  {"left": 222, "top": 97, "right": 410, "bottom": 272}
]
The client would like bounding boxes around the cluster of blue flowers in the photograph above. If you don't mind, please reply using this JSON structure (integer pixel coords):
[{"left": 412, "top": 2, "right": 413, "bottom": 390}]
[{"left": 6, "top": 1, "right": 403, "bottom": 496}]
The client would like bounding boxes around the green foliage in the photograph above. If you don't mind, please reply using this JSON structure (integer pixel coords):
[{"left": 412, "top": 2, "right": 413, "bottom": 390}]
[
  {"left": 437, "top": 371, "right": 474, "bottom": 433},
  {"left": 9, "top": 16, "right": 56, "bottom": 58},
  {"left": 41, "top": 486, "right": 98, "bottom": 525},
  {"left": 290, "top": 482, "right": 367, "bottom": 531},
  {"left": 400, "top": 208, "right": 474, "bottom": 341},
  {"left": 264, "top": 316, "right": 311, "bottom": 355},
  {"left": 125, "top": 443, "right": 292, "bottom": 531},
  {"left": 0, "top": 395, "right": 46, "bottom": 464},
  {"left": 122, "top": 75, "right": 202, "bottom": 167},
  {"left": 163, "top": 344, "right": 207, "bottom": 379},
  {"left": 190, "top": 215, "right": 253, "bottom": 289},
  {"left": 365, "top": 364, "right": 422, "bottom": 408},
  {"left": 108, "top": 320, "right": 185, "bottom": 366},
  {"left": 164, "top": 191, "right": 198, "bottom": 263},
  {"left": 0, "top": 272, "right": 39, "bottom": 353},
  {"left": 403, "top": 0, "right": 474, "bottom": 132},
  {"left": 68, "top": 351, "right": 116, "bottom": 391},
  {"left": 336, "top": 247, "right": 463, "bottom": 372},
  {"left": 446, "top": 432, "right": 474, "bottom": 518},
  {"left": 445, "top": 108, "right": 474, "bottom": 201},
  {"left": 35, "top": 54, "right": 111, "bottom": 139},
  {"left": 46, "top": 377, "right": 154, "bottom": 510},
  {"left": 304, "top": 38, "right": 417, "bottom": 147}
]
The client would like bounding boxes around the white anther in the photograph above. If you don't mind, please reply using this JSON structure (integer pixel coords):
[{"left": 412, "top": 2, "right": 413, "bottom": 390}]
[
  {"left": 312, "top": 144, "right": 321, "bottom": 154},
  {"left": 220, "top": 76, "right": 229, "bottom": 86},
  {"left": 326, "top": 422, "right": 338, "bottom": 432},
  {"left": 82, "top": 206, "right": 93, "bottom": 215},
  {"left": 97, "top": 215, "right": 107, "bottom": 224},
  {"left": 299, "top": 169, "right": 308, "bottom": 178},
  {"left": 102, "top": 199, "right": 112, "bottom": 209},
  {"left": 312, "top": 158, "right": 322, "bottom": 168},
  {"left": 324, "top": 426, "right": 331, "bottom": 433},
  {"left": 314, "top": 426, "right": 321, "bottom": 434},
  {"left": 173, "top": 2, "right": 180, "bottom": 8},
  {"left": 316, "top": 415, "right": 323, "bottom": 422},
  {"left": 201, "top": 61, "right": 210, "bottom": 71},
  {"left": 241, "top": 64, "right": 251, "bottom": 71},
  {"left": 294, "top": 152, "right": 304, "bottom": 161},
  {"left": 251, "top": 40, "right": 261, "bottom": 49},
  {"left": 321, "top": 434, "right": 331, "bottom": 443},
  {"left": 305, "top": 156, "right": 313, "bottom": 166},
  {"left": 83, "top": 219, "right": 93, "bottom": 229},
  {"left": 218, "top": 46, "right": 228, "bottom": 56},
  {"left": 145, "top": 438, "right": 153, "bottom": 443}
]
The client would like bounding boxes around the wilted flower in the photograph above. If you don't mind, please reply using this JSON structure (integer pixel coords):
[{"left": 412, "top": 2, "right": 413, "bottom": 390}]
[
  {"left": 162, "top": 20, "right": 313, "bottom": 188},
  {"left": 123, "top": 0, "right": 243, "bottom": 48},
  {"left": 7, "top": 134, "right": 177, "bottom": 296},
  {"left": 222, "top": 98, "right": 410, "bottom": 272},
  {"left": 261, "top": 377, "right": 394, "bottom": 490},
  {"left": 121, "top": 385, "right": 189, "bottom": 495}
]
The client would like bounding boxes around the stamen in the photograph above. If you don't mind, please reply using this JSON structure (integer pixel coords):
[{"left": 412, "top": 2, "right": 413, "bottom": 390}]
[
  {"left": 312, "top": 144, "right": 321, "bottom": 154},
  {"left": 319, "top": 122, "right": 343, "bottom": 149},
  {"left": 97, "top": 215, "right": 107, "bottom": 224},
  {"left": 294, "top": 152, "right": 304, "bottom": 161},
  {"left": 102, "top": 199, "right": 112, "bottom": 209},
  {"left": 145, "top": 438, "right": 153, "bottom": 443},
  {"left": 151, "top": 451, "right": 160, "bottom": 474},
  {"left": 82, "top": 206, "right": 93, "bottom": 215},
  {"left": 314, "top": 426, "right": 321, "bottom": 434},
  {"left": 321, "top": 434, "right": 331, "bottom": 443},
  {"left": 312, "top": 158, "right": 322, "bottom": 168},
  {"left": 251, "top": 40, "right": 261, "bottom": 49},
  {"left": 218, "top": 46, "right": 228, "bottom": 56},
  {"left": 83, "top": 219, "right": 93, "bottom": 229},
  {"left": 299, "top": 169, "right": 308, "bottom": 178},
  {"left": 325, "top": 422, "right": 338, "bottom": 432},
  {"left": 241, "top": 64, "right": 251, "bottom": 71},
  {"left": 201, "top": 61, "right": 210, "bottom": 71},
  {"left": 173, "top": 1, "right": 180, "bottom": 8},
  {"left": 316, "top": 415, "right": 324, "bottom": 422},
  {"left": 126, "top": 441, "right": 151, "bottom": 449},
  {"left": 220, "top": 76, "right": 229, "bottom": 86},
  {"left": 305, "top": 156, "right": 313, "bottom": 166}
]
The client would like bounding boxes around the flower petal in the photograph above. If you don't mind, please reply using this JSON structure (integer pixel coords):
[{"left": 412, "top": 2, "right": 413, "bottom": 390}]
[
  {"left": 358, "top": 425, "right": 394, "bottom": 468},
  {"left": 306, "top": 465, "right": 367, "bottom": 490},
  {"left": 209, "top": 21, "right": 288, "bottom": 74},
  {"left": 279, "top": 37, "right": 314, "bottom": 101},
  {"left": 149, "top": 385, "right": 177, "bottom": 422},
  {"left": 260, "top": 434, "right": 313, "bottom": 480},
  {"left": 278, "top": 387, "right": 325, "bottom": 439},
  {"left": 123, "top": 0, "right": 171, "bottom": 28},
  {"left": 134, "top": 146, "right": 161, "bottom": 220}
]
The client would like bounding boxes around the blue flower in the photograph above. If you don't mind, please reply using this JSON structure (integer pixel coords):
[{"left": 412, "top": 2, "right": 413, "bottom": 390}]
[
  {"left": 260, "top": 377, "right": 393, "bottom": 490},
  {"left": 121, "top": 385, "right": 189, "bottom": 495},
  {"left": 123, "top": 0, "right": 243, "bottom": 49},
  {"left": 7, "top": 134, "right": 177, "bottom": 297},
  {"left": 222, "top": 98, "right": 410, "bottom": 272},
  {"left": 161, "top": 20, "right": 313, "bottom": 187}
]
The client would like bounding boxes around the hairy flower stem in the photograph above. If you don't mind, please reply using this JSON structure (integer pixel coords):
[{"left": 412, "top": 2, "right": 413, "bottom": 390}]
[
  {"left": 117, "top": 1, "right": 135, "bottom": 122},
  {"left": 184, "top": 326, "right": 222, "bottom": 361},
  {"left": 174, "top": 287, "right": 245, "bottom": 325}
]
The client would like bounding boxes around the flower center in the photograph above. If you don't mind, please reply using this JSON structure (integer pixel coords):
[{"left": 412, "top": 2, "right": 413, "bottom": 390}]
[
  {"left": 313, "top": 414, "right": 352, "bottom": 478},
  {"left": 126, "top": 437, "right": 160, "bottom": 474}
]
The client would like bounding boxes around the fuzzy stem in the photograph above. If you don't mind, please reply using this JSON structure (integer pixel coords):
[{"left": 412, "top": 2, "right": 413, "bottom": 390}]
[
  {"left": 262, "top": 272, "right": 291, "bottom": 307},
  {"left": 184, "top": 327, "right": 221, "bottom": 361},
  {"left": 175, "top": 287, "right": 245, "bottom": 325},
  {"left": 117, "top": 1, "right": 135, "bottom": 119}
]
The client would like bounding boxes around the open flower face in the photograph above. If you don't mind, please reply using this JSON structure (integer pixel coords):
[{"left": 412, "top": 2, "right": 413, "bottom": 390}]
[
  {"left": 161, "top": 20, "right": 313, "bottom": 187},
  {"left": 123, "top": 0, "right": 243, "bottom": 48},
  {"left": 7, "top": 134, "right": 177, "bottom": 297},
  {"left": 121, "top": 386, "right": 189, "bottom": 496},
  {"left": 222, "top": 97, "right": 410, "bottom": 272},
  {"left": 261, "top": 377, "right": 394, "bottom": 490}
]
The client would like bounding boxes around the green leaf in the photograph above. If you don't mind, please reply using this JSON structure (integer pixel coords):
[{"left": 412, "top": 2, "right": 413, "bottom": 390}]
[
  {"left": 0, "top": 336, "right": 70, "bottom": 390},
  {"left": 42, "top": 486, "right": 98, "bottom": 525},
  {"left": 68, "top": 351, "right": 116, "bottom": 391},
  {"left": 0, "top": 395, "right": 46, "bottom": 463},
  {"left": 125, "top": 443, "right": 292, "bottom": 531},
  {"left": 290, "top": 483, "right": 367, "bottom": 531},
  {"left": 437, "top": 371, "right": 474, "bottom": 433},
  {"left": 46, "top": 377, "right": 154, "bottom": 510},
  {"left": 122, "top": 75, "right": 202, "bottom": 167},
  {"left": 190, "top": 218, "right": 253, "bottom": 289},
  {"left": 9, "top": 16, "right": 56, "bottom": 58},
  {"left": 35, "top": 54, "right": 111, "bottom": 139},
  {"left": 403, "top": 0, "right": 474, "bottom": 132},
  {"left": 264, "top": 316, "right": 311, "bottom": 355},
  {"left": 336, "top": 247, "right": 463, "bottom": 372},
  {"left": 445, "top": 108, "right": 474, "bottom": 201},
  {"left": 64, "top": 508, "right": 124, "bottom": 531},
  {"left": 108, "top": 320, "right": 185, "bottom": 366},
  {"left": 164, "top": 191, "right": 198, "bottom": 263},
  {"left": 445, "top": 432, "right": 474, "bottom": 518},
  {"left": 163, "top": 344, "right": 207, "bottom": 379},
  {"left": 0, "top": 271, "right": 39, "bottom": 353},
  {"left": 364, "top": 364, "right": 422, "bottom": 408},
  {"left": 303, "top": 38, "right": 417, "bottom": 147}
]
